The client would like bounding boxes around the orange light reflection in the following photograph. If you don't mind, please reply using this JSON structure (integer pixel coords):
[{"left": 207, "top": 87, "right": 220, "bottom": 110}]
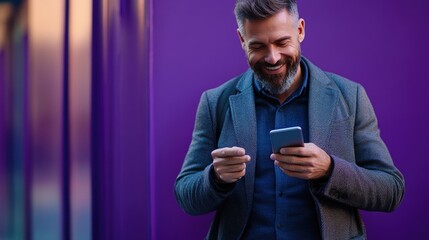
[{"left": 69, "top": 0, "right": 92, "bottom": 239}]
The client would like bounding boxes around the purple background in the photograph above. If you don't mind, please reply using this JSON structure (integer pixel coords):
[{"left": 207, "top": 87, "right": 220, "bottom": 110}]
[{"left": 152, "top": 0, "right": 429, "bottom": 239}]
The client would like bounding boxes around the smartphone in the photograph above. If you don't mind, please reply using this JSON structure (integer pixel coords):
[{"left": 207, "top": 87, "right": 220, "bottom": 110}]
[{"left": 269, "top": 126, "right": 304, "bottom": 153}]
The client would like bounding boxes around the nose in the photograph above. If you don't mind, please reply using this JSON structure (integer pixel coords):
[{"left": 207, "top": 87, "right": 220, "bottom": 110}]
[{"left": 265, "top": 47, "right": 281, "bottom": 65}]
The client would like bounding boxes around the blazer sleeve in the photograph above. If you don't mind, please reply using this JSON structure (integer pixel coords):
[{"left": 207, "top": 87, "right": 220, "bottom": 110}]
[
  {"left": 174, "top": 91, "right": 236, "bottom": 216},
  {"left": 311, "top": 84, "right": 405, "bottom": 212}
]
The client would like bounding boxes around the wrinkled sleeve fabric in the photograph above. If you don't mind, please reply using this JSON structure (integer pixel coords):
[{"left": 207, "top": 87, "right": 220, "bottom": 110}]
[
  {"left": 174, "top": 91, "right": 235, "bottom": 216},
  {"left": 310, "top": 84, "right": 405, "bottom": 212}
]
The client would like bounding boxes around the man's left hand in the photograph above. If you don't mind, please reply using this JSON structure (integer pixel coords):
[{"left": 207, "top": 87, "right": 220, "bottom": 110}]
[{"left": 270, "top": 143, "right": 332, "bottom": 180}]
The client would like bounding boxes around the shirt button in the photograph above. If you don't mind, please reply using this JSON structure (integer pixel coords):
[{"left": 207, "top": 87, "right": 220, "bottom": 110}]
[
  {"left": 279, "top": 192, "right": 283, "bottom": 197},
  {"left": 277, "top": 224, "right": 282, "bottom": 229}
]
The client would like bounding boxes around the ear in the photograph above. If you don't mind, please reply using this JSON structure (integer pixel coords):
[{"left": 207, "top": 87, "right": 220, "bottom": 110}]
[
  {"left": 237, "top": 29, "right": 246, "bottom": 49},
  {"left": 297, "top": 18, "right": 305, "bottom": 43}
]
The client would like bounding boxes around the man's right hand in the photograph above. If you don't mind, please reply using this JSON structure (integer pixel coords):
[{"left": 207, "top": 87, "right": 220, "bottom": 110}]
[{"left": 211, "top": 146, "right": 251, "bottom": 184}]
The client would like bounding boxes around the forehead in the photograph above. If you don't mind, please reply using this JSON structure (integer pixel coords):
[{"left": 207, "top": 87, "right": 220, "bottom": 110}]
[{"left": 242, "top": 9, "right": 297, "bottom": 40}]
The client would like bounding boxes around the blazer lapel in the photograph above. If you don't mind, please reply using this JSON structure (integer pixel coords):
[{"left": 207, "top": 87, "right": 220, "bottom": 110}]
[
  {"left": 229, "top": 70, "right": 257, "bottom": 210},
  {"left": 306, "top": 59, "right": 339, "bottom": 150}
]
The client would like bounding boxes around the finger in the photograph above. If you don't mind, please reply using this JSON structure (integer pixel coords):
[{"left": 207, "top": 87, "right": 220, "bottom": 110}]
[
  {"left": 275, "top": 161, "right": 312, "bottom": 179},
  {"left": 280, "top": 143, "right": 320, "bottom": 156},
  {"left": 211, "top": 147, "right": 245, "bottom": 158},
  {"left": 274, "top": 160, "right": 308, "bottom": 173},
  {"left": 215, "top": 162, "right": 246, "bottom": 175},
  {"left": 214, "top": 155, "right": 251, "bottom": 166},
  {"left": 270, "top": 154, "right": 308, "bottom": 166},
  {"left": 275, "top": 160, "right": 328, "bottom": 180},
  {"left": 279, "top": 146, "right": 307, "bottom": 156}
]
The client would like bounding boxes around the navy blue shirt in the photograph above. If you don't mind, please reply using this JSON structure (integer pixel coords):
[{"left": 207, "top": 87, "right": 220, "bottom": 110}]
[{"left": 243, "top": 60, "right": 321, "bottom": 239}]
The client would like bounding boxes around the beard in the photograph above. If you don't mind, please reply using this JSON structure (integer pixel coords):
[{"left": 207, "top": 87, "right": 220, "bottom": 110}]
[{"left": 251, "top": 51, "right": 301, "bottom": 95}]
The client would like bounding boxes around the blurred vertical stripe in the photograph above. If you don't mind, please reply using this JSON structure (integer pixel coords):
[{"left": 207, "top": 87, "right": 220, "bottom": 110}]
[
  {"left": 1, "top": 0, "right": 151, "bottom": 239},
  {"left": 0, "top": 4, "right": 12, "bottom": 238},
  {"left": 91, "top": 0, "right": 151, "bottom": 239},
  {"left": 0, "top": 3, "right": 7, "bottom": 237},
  {"left": 28, "top": 0, "right": 65, "bottom": 239},
  {"left": 69, "top": 0, "right": 92, "bottom": 239},
  {"left": 0, "top": 2, "right": 28, "bottom": 240}
]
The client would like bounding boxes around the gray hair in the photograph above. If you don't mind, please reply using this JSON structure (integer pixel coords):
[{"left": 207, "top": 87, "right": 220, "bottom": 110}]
[{"left": 234, "top": 0, "right": 299, "bottom": 34}]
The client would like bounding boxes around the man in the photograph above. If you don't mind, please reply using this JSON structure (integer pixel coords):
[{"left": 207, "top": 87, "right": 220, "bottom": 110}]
[{"left": 175, "top": 0, "right": 405, "bottom": 239}]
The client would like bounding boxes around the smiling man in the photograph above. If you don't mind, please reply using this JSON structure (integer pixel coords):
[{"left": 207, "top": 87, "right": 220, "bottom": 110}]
[{"left": 175, "top": 0, "right": 405, "bottom": 239}]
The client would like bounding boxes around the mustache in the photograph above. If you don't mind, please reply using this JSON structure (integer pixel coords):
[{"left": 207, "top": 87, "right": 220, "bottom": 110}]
[
  {"left": 255, "top": 60, "right": 285, "bottom": 68},
  {"left": 254, "top": 56, "right": 295, "bottom": 69}
]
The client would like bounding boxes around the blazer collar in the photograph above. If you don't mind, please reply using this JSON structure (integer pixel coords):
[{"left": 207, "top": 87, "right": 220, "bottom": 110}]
[
  {"left": 235, "top": 68, "right": 254, "bottom": 93},
  {"left": 229, "top": 69, "right": 257, "bottom": 210},
  {"left": 303, "top": 57, "right": 340, "bottom": 150}
]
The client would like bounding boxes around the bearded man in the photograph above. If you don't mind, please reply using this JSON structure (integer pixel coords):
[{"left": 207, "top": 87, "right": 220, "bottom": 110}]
[{"left": 175, "top": 0, "right": 405, "bottom": 239}]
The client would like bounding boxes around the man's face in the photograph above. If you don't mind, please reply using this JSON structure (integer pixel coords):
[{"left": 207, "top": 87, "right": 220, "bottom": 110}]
[{"left": 238, "top": 9, "right": 305, "bottom": 95}]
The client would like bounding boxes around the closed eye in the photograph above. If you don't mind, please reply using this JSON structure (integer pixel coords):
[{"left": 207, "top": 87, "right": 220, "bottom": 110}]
[
  {"left": 249, "top": 43, "right": 264, "bottom": 50},
  {"left": 277, "top": 41, "right": 288, "bottom": 47},
  {"left": 275, "top": 37, "right": 291, "bottom": 47}
]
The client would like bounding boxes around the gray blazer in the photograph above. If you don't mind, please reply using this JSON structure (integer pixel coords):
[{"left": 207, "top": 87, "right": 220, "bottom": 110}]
[{"left": 175, "top": 57, "right": 405, "bottom": 240}]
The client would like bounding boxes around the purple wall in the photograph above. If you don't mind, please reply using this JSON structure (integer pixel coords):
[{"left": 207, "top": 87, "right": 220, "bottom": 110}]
[{"left": 152, "top": 1, "right": 429, "bottom": 239}]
